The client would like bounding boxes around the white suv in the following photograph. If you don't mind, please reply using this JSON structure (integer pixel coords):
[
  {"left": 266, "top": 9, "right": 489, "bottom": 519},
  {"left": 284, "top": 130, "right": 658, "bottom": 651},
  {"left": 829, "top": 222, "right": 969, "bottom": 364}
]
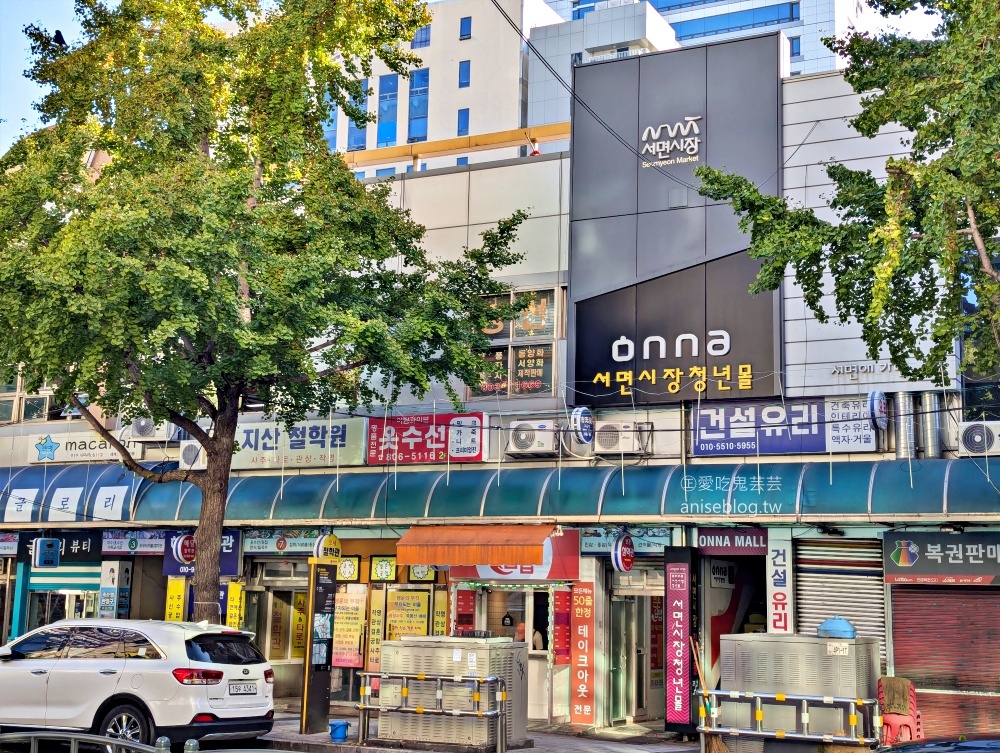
[{"left": 0, "top": 619, "right": 274, "bottom": 745}]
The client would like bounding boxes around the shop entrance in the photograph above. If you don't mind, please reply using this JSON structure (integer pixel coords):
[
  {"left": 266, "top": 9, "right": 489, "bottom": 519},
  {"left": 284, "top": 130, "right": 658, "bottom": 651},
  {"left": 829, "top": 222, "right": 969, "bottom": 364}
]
[
  {"left": 699, "top": 555, "right": 767, "bottom": 689},
  {"left": 609, "top": 596, "right": 648, "bottom": 724},
  {"left": 27, "top": 590, "right": 97, "bottom": 630}
]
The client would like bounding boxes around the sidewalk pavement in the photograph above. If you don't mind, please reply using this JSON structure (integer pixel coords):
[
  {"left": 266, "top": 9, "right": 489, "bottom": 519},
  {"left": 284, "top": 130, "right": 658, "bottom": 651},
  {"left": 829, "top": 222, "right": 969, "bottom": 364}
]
[{"left": 261, "top": 711, "right": 701, "bottom": 753}]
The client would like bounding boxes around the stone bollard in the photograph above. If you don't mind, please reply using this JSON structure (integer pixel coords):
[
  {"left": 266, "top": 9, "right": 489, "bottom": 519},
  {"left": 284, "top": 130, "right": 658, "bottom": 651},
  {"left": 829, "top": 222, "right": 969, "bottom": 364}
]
[
  {"left": 183, "top": 739, "right": 200, "bottom": 753},
  {"left": 154, "top": 738, "right": 172, "bottom": 752}
]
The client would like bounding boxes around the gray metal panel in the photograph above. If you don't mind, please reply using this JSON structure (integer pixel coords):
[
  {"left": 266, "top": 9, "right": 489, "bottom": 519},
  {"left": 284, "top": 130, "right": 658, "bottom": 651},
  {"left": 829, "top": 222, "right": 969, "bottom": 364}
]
[
  {"left": 705, "top": 35, "right": 782, "bottom": 199},
  {"left": 569, "top": 215, "right": 638, "bottom": 302},
  {"left": 704, "top": 203, "right": 747, "bottom": 260},
  {"left": 637, "top": 46, "right": 707, "bottom": 214},
  {"left": 636, "top": 208, "right": 707, "bottom": 279},
  {"left": 570, "top": 58, "right": 640, "bottom": 222}
]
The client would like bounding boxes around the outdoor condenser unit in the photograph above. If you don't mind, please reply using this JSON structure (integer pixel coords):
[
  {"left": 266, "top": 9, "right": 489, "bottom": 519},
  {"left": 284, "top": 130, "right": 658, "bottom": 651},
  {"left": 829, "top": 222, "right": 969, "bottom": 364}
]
[
  {"left": 718, "top": 633, "right": 880, "bottom": 749},
  {"left": 377, "top": 636, "right": 528, "bottom": 747}
]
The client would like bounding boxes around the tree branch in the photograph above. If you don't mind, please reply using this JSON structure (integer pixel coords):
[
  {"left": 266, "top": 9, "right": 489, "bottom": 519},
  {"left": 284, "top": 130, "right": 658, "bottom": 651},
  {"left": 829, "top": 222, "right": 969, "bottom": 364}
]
[
  {"left": 69, "top": 394, "right": 204, "bottom": 487},
  {"left": 124, "top": 353, "right": 215, "bottom": 443},
  {"left": 967, "top": 203, "right": 1000, "bottom": 282}
]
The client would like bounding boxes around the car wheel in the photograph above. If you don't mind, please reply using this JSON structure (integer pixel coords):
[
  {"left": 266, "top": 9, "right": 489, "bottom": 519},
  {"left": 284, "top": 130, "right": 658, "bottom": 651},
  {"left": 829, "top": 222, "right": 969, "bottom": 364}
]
[{"left": 98, "top": 703, "right": 152, "bottom": 750}]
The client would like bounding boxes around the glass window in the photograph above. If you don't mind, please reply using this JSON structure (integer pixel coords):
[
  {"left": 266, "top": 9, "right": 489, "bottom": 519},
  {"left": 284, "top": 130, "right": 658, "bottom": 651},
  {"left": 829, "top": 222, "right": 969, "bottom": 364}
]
[
  {"left": 376, "top": 167, "right": 396, "bottom": 177},
  {"left": 514, "top": 289, "right": 556, "bottom": 339},
  {"left": 65, "top": 627, "right": 123, "bottom": 659},
  {"left": 458, "top": 60, "right": 471, "bottom": 88},
  {"left": 377, "top": 74, "right": 398, "bottom": 148},
  {"left": 186, "top": 633, "right": 265, "bottom": 665},
  {"left": 347, "top": 79, "right": 368, "bottom": 152},
  {"left": 789, "top": 36, "right": 801, "bottom": 56},
  {"left": 407, "top": 69, "right": 429, "bottom": 143},
  {"left": 353, "top": 171, "right": 366, "bottom": 181},
  {"left": 670, "top": 3, "right": 801, "bottom": 41},
  {"left": 459, "top": 16, "right": 472, "bottom": 40},
  {"left": 122, "top": 631, "right": 163, "bottom": 659},
  {"left": 571, "top": 52, "right": 583, "bottom": 66},
  {"left": 0, "top": 382, "right": 16, "bottom": 394},
  {"left": 0, "top": 399, "right": 13, "bottom": 422},
  {"left": 531, "top": 590, "right": 549, "bottom": 651},
  {"left": 11, "top": 628, "right": 72, "bottom": 659},
  {"left": 456, "top": 157, "right": 469, "bottom": 166},
  {"left": 411, "top": 24, "right": 431, "bottom": 49},
  {"left": 323, "top": 105, "right": 337, "bottom": 151},
  {"left": 571, "top": 0, "right": 596, "bottom": 20},
  {"left": 457, "top": 108, "right": 470, "bottom": 137},
  {"left": 22, "top": 396, "right": 49, "bottom": 421}
]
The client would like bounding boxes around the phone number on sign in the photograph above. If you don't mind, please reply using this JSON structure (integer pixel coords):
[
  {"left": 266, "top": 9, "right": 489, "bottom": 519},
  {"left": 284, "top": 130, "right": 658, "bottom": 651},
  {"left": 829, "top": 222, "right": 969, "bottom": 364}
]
[{"left": 698, "top": 441, "right": 756, "bottom": 452}]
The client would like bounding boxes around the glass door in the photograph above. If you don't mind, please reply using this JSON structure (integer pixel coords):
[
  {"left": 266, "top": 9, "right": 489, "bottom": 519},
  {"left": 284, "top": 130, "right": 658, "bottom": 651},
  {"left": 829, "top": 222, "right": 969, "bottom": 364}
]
[{"left": 609, "top": 597, "right": 635, "bottom": 724}]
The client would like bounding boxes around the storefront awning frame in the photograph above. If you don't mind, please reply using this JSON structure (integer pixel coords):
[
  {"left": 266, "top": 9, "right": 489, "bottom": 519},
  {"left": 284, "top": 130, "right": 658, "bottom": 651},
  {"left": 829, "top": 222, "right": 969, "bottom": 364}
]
[{"left": 395, "top": 523, "right": 557, "bottom": 566}]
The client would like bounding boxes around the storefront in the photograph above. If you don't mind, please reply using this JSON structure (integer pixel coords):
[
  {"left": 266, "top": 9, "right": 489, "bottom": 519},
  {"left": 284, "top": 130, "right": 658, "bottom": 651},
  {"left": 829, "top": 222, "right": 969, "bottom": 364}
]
[
  {"left": 101, "top": 529, "right": 168, "bottom": 620},
  {"left": 397, "top": 525, "right": 584, "bottom": 723},
  {"left": 884, "top": 531, "right": 1000, "bottom": 737},
  {"left": 0, "top": 534, "right": 17, "bottom": 643}
]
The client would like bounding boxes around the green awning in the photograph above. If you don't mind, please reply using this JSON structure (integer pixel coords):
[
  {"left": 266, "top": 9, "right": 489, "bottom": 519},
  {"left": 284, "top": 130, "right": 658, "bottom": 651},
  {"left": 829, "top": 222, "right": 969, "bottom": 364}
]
[
  {"left": 872, "top": 459, "right": 949, "bottom": 517},
  {"left": 945, "top": 459, "right": 1000, "bottom": 514},
  {"left": 321, "top": 473, "right": 389, "bottom": 519},
  {"left": 427, "top": 470, "right": 499, "bottom": 518},
  {"left": 664, "top": 464, "right": 740, "bottom": 517},
  {"left": 729, "top": 462, "right": 805, "bottom": 518},
  {"left": 800, "top": 461, "right": 875, "bottom": 517},
  {"left": 378, "top": 471, "right": 444, "bottom": 519},
  {"left": 226, "top": 476, "right": 283, "bottom": 521},
  {"left": 272, "top": 475, "right": 339, "bottom": 520},
  {"left": 540, "top": 467, "right": 616, "bottom": 517},
  {"left": 599, "top": 466, "right": 677, "bottom": 517},
  {"left": 482, "top": 468, "right": 555, "bottom": 517}
]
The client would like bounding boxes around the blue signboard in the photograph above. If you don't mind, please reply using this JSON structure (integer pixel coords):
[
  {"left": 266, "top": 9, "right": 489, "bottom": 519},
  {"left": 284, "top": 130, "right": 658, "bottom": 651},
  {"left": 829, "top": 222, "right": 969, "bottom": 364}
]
[
  {"left": 163, "top": 529, "right": 242, "bottom": 576},
  {"left": 691, "top": 398, "right": 876, "bottom": 457},
  {"left": 32, "top": 538, "right": 61, "bottom": 568}
]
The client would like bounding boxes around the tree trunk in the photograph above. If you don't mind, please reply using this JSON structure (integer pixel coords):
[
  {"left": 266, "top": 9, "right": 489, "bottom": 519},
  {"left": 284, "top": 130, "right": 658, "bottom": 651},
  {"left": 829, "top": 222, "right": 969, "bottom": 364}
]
[{"left": 192, "top": 422, "right": 237, "bottom": 624}]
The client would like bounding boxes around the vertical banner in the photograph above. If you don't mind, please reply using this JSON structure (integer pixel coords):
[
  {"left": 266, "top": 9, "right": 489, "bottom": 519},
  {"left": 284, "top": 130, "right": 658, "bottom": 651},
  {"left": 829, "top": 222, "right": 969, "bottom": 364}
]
[
  {"left": 432, "top": 585, "right": 448, "bottom": 636},
  {"left": 553, "top": 589, "right": 571, "bottom": 665},
  {"left": 165, "top": 576, "right": 187, "bottom": 622},
  {"left": 455, "top": 587, "right": 476, "bottom": 632},
  {"left": 664, "top": 547, "right": 695, "bottom": 731},
  {"left": 766, "top": 535, "right": 794, "bottom": 633},
  {"left": 570, "top": 582, "right": 596, "bottom": 725},
  {"left": 367, "top": 583, "right": 387, "bottom": 692},
  {"left": 331, "top": 590, "right": 367, "bottom": 667},
  {"left": 99, "top": 561, "right": 120, "bottom": 620},
  {"left": 116, "top": 561, "right": 133, "bottom": 619},
  {"left": 650, "top": 595, "right": 664, "bottom": 689},
  {"left": 301, "top": 560, "right": 338, "bottom": 735},
  {"left": 226, "top": 582, "right": 244, "bottom": 630},
  {"left": 291, "top": 592, "right": 308, "bottom": 658}
]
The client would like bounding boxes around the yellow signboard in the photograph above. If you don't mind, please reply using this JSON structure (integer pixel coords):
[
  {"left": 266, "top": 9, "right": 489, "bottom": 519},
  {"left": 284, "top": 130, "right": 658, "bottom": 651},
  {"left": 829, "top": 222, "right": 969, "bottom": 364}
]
[
  {"left": 385, "top": 589, "right": 430, "bottom": 641},
  {"left": 310, "top": 533, "right": 342, "bottom": 565},
  {"left": 226, "top": 582, "right": 244, "bottom": 630},
  {"left": 366, "top": 584, "right": 386, "bottom": 691},
  {"left": 165, "top": 576, "right": 187, "bottom": 622},
  {"left": 291, "top": 592, "right": 308, "bottom": 658},
  {"left": 433, "top": 586, "right": 448, "bottom": 636}
]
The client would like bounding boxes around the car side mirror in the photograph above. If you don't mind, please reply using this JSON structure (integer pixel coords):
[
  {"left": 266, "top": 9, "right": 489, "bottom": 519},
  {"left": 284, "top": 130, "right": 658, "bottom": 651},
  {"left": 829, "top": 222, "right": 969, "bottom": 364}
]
[{"left": 0, "top": 646, "right": 12, "bottom": 661}]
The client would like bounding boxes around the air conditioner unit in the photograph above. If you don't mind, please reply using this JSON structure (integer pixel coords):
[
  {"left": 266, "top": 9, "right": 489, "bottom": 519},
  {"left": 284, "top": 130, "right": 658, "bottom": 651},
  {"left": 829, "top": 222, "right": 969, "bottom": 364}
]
[
  {"left": 594, "top": 421, "right": 648, "bottom": 455},
  {"left": 958, "top": 421, "right": 1000, "bottom": 457},
  {"left": 123, "top": 418, "right": 178, "bottom": 442},
  {"left": 178, "top": 439, "right": 207, "bottom": 470},
  {"left": 506, "top": 421, "right": 559, "bottom": 457}
]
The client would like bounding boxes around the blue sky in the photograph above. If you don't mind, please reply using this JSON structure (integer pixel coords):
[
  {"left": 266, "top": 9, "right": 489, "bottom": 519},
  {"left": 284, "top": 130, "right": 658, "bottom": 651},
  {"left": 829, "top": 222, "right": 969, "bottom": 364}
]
[{"left": 0, "top": 0, "right": 940, "bottom": 154}]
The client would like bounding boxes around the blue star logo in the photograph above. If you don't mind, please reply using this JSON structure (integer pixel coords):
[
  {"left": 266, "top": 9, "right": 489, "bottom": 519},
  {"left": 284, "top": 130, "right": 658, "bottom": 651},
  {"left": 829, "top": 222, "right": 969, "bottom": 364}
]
[{"left": 35, "top": 435, "right": 59, "bottom": 461}]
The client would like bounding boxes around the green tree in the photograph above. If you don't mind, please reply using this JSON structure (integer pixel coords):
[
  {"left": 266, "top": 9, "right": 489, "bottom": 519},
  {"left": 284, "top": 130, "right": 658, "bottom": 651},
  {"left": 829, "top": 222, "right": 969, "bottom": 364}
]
[
  {"left": 0, "top": 0, "right": 525, "bottom": 622},
  {"left": 696, "top": 0, "right": 1000, "bottom": 383}
]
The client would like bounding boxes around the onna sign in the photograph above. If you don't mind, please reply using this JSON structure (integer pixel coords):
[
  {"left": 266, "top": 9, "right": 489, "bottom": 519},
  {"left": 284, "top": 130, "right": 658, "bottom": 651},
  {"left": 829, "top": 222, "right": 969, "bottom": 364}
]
[{"left": 611, "top": 534, "right": 634, "bottom": 572}]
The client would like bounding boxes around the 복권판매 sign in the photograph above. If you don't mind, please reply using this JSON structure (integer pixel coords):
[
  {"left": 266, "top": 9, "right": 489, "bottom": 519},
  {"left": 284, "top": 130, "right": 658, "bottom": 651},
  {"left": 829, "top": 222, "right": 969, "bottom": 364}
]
[{"left": 883, "top": 532, "right": 1000, "bottom": 585}]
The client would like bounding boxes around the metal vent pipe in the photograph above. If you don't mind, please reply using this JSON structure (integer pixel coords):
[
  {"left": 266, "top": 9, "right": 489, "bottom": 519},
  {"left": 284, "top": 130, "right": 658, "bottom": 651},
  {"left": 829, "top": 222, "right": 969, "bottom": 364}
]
[
  {"left": 895, "top": 392, "right": 916, "bottom": 459},
  {"left": 920, "top": 392, "right": 942, "bottom": 459}
]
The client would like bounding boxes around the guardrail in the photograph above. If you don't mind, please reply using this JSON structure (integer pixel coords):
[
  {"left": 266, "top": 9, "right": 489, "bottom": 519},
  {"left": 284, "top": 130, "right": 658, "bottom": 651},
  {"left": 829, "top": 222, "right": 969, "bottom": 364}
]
[
  {"left": 697, "top": 689, "right": 882, "bottom": 747},
  {"left": 0, "top": 731, "right": 201, "bottom": 753},
  {"left": 356, "top": 670, "right": 508, "bottom": 753}
]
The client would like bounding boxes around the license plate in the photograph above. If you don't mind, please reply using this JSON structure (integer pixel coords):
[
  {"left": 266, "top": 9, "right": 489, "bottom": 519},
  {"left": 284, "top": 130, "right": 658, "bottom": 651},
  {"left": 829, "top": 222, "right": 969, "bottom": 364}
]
[{"left": 228, "top": 683, "right": 257, "bottom": 695}]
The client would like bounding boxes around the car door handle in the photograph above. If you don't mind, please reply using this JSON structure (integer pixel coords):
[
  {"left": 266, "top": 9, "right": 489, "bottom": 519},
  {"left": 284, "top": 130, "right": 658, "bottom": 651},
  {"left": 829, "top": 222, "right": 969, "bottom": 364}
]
[
  {"left": 99, "top": 669, "right": 118, "bottom": 675},
  {"left": 30, "top": 669, "right": 48, "bottom": 675}
]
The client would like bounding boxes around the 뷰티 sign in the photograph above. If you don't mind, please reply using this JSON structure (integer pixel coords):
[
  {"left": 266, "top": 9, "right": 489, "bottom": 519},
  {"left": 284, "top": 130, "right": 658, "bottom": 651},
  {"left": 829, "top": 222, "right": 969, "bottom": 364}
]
[{"left": 883, "top": 532, "right": 1000, "bottom": 585}]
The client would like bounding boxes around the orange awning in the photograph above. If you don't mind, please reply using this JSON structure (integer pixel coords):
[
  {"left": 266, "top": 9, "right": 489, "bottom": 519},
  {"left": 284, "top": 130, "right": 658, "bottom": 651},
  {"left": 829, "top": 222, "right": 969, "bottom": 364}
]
[{"left": 396, "top": 524, "right": 556, "bottom": 567}]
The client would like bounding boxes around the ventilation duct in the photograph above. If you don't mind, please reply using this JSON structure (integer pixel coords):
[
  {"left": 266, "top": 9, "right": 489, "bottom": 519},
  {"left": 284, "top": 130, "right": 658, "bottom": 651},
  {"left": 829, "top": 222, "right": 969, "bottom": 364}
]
[
  {"left": 920, "top": 392, "right": 942, "bottom": 459},
  {"left": 895, "top": 392, "right": 917, "bottom": 459}
]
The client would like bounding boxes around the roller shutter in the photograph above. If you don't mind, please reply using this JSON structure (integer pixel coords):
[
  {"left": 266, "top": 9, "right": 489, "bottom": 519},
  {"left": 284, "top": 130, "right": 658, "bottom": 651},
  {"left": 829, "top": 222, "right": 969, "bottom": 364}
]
[
  {"left": 612, "top": 556, "right": 664, "bottom": 596},
  {"left": 794, "top": 539, "right": 886, "bottom": 666},
  {"left": 891, "top": 586, "right": 1000, "bottom": 738}
]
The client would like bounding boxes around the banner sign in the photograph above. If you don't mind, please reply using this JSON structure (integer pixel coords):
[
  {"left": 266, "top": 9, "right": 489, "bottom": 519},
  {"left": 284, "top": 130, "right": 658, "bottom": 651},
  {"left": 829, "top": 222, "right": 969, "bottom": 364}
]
[
  {"left": 697, "top": 527, "right": 768, "bottom": 555},
  {"left": 29, "top": 432, "right": 144, "bottom": 464},
  {"left": 386, "top": 589, "right": 431, "bottom": 641},
  {"left": 103, "top": 530, "right": 166, "bottom": 555},
  {"left": 553, "top": 590, "right": 571, "bottom": 665},
  {"left": 19, "top": 531, "right": 102, "bottom": 564},
  {"left": 243, "top": 529, "right": 322, "bottom": 555},
  {"left": 883, "top": 532, "right": 1000, "bottom": 585},
  {"left": 580, "top": 526, "right": 672, "bottom": 555},
  {"left": 0, "top": 533, "right": 17, "bottom": 557},
  {"left": 665, "top": 560, "right": 691, "bottom": 725},
  {"left": 650, "top": 596, "right": 664, "bottom": 689},
  {"left": 366, "top": 412, "right": 486, "bottom": 465},
  {"left": 766, "top": 538, "right": 794, "bottom": 632},
  {"left": 331, "top": 590, "right": 367, "bottom": 667},
  {"left": 570, "top": 583, "right": 596, "bottom": 724},
  {"left": 692, "top": 398, "right": 877, "bottom": 456},
  {"left": 232, "top": 417, "right": 366, "bottom": 469},
  {"left": 163, "top": 529, "right": 241, "bottom": 576}
]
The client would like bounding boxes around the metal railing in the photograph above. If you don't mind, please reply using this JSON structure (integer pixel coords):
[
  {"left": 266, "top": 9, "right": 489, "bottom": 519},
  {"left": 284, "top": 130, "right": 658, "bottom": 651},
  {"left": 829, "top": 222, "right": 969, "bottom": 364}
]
[
  {"left": 0, "top": 732, "right": 202, "bottom": 753},
  {"left": 698, "top": 689, "right": 882, "bottom": 747},
  {"left": 356, "top": 670, "right": 508, "bottom": 753}
]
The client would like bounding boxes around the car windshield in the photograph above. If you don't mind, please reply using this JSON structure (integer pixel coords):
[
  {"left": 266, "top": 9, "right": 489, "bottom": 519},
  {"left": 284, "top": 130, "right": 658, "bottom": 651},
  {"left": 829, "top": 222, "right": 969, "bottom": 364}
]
[{"left": 186, "top": 634, "right": 265, "bottom": 665}]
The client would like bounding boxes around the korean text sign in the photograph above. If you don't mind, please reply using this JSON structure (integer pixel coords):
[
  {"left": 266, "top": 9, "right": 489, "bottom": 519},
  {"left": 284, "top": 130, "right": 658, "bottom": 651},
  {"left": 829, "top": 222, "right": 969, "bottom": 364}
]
[
  {"left": 883, "top": 532, "right": 1000, "bottom": 584},
  {"left": 570, "top": 583, "right": 596, "bottom": 725},
  {"left": 366, "top": 412, "right": 486, "bottom": 465},
  {"left": 692, "top": 398, "right": 876, "bottom": 456},
  {"left": 665, "top": 562, "right": 691, "bottom": 724},
  {"left": 765, "top": 539, "right": 794, "bottom": 632}
]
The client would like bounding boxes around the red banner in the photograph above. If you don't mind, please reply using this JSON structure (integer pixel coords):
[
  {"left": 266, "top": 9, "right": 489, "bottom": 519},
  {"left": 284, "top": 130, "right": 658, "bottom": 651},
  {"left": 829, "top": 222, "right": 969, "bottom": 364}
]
[
  {"left": 650, "top": 595, "right": 664, "bottom": 685},
  {"left": 366, "top": 412, "right": 486, "bottom": 465},
  {"left": 553, "top": 590, "right": 571, "bottom": 665},
  {"left": 455, "top": 588, "right": 476, "bottom": 632},
  {"left": 570, "top": 583, "right": 596, "bottom": 724}
]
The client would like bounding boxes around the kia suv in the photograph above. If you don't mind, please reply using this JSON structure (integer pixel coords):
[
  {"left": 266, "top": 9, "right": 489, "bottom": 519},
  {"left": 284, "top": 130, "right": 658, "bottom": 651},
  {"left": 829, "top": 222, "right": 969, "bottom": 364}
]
[{"left": 0, "top": 619, "right": 274, "bottom": 745}]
